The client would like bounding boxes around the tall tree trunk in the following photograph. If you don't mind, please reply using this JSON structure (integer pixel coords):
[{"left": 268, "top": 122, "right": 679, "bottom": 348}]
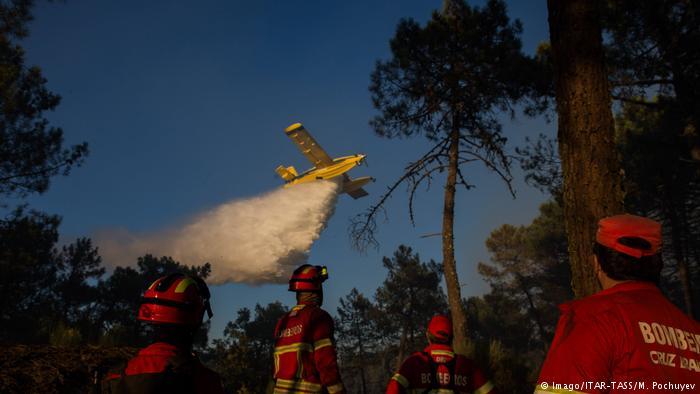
[
  {"left": 396, "top": 327, "right": 407, "bottom": 371},
  {"left": 443, "top": 125, "right": 470, "bottom": 355},
  {"left": 357, "top": 332, "right": 368, "bottom": 394},
  {"left": 359, "top": 367, "right": 367, "bottom": 394},
  {"left": 516, "top": 274, "right": 549, "bottom": 353},
  {"left": 667, "top": 202, "right": 694, "bottom": 316},
  {"left": 547, "top": 0, "right": 625, "bottom": 298}
]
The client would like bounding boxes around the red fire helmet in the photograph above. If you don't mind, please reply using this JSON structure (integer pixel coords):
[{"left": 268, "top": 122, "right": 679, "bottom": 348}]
[
  {"left": 288, "top": 264, "right": 328, "bottom": 292},
  {"left": 427, "top": 315, "right": 453, "bottom": 342},
  {"left": 137, "top": 273, "right": 213, "bottom": 326}
]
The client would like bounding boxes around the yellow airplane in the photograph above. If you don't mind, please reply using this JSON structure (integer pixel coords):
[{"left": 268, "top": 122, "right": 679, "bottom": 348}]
[{"left": 276, "top": 123, "right": 373, "bottom": 199}]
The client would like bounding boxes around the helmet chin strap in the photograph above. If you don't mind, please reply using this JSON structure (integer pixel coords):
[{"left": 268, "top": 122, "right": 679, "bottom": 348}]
[
  {"left": 191, "top": 276, "right": 214, "bottom": 319},
  {"left": 204, "top": 300, "right": 213, "bottom": 319}
]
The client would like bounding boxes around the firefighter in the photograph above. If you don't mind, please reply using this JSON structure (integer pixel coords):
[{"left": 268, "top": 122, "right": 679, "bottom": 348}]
[
  {"left": 387, "top": 315, "right": 496, "bottom": 394},
  {"left": 536, "top": 214, "right": 700, "bottom": 393},
  {"left": 272, "top": 264, "right": 345, "bottom": 394},
  {"left": 101, "top": 273, "right": 224, "bottom": 394}
]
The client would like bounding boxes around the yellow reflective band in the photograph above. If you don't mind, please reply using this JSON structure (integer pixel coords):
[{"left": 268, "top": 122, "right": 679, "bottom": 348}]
[
  {"left": 473, "top": 381, "right": 494, "bottom": 394},
  {"left": 327, "top": 382, "right": 344, "bottom": 393},
  {"left": 274, "top": 342, "right": 313, "bottom": 354},
  {"left": 392, "top": 373, "right": 409, "bottom": 388},
  {"left": 274, "top": 388, "right": 316, "bottom": 394},
  {"left": 147, "top": 279, "right": 158, "bottom": 290},
  {"left": 313, "top": 338, "right": 333, "bottom": 350},
  {"left": 273, "top": 390, "right": 318, "bottom": 394},
  {"left": 174, "top": 278, "right": 196, "bottom": 293},
  {"left": 275, "top": 378, "right": 322, "bottom": 392},
  {"left": 430, "top": 349, "right": 454, "bottom": 358},
  {"left": 298, "top": 381, "right": 321, "bottom": 391}
]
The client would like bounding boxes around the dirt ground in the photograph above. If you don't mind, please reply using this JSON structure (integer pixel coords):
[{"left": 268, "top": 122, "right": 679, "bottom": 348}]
[{"left": 0, "top": 345, "right": 137, "bottom": 393}]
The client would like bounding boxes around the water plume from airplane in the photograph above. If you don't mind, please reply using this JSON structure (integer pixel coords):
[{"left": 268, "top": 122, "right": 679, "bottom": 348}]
[{"left": 96, "top": 180, "right": 340, "bottom": 284}]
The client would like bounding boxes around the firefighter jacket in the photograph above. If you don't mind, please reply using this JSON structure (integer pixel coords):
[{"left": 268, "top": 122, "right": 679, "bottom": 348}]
[
  {"left": 273, "top": 302, "right": 345, "bottom": 394},
  {"left": 537, "top": 281, "right": 700, "bottom": 393},
  {"left": 386, "top": 343, "right": 496, "bottom": 394},
  {"left": 101, "top": 342, "right": 224, "bottom": 394}
]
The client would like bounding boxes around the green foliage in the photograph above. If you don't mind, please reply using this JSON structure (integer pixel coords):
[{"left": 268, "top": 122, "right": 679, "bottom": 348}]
[
  {"left": 370, "top": 0, "right": 541, "bottom": 141},
  {"left": 375, "top": 245, "right": 446, "bottom": 356},
  {"left": 52, "top": 238, "right": 105, "bottom": 341},
  {"left": 483, "top": 339, "right": 529, "bottom": 391},
  {"left": 0, "top": 206, "right": 61, "bottom": 343},
  {"left": 615, "top": 98, "right": 700, "bottom": 315},
  {"left": 604, "top": 0, "right": 700, "bottom": 128},
  {"left": 603, "top": 0, "right": 700, "bottom": 164},
  {"left": 0, "top": 0, "right": 88, "bottom": 200},
  {"left": 515, "top": 134, "right": 561, "bottom": 199},
  {"left": 335, "top": 288, "right": 382, "bottom": 393},
  {"left": 0, "top": 0, "right": 94, "bottom": 346},
  {"left": 205, "top": 302, "right": 287, "bottom": 394},
  {"left": 0, "top": 209, "right": 107, "bottom": 344},
  {"left": 471, "top": 201, "right": 571, "bottom": 394},
  {"left": 94, "top": 265, "right": 144, "bottom": 345},
  {"left": 334, "top": 245, "right": 447, "bottom": 392}
]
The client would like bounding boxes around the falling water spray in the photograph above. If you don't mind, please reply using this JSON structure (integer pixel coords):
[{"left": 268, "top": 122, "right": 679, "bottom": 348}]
[{"left": 96, "top": 180, "right": 340, "bottom": 284}]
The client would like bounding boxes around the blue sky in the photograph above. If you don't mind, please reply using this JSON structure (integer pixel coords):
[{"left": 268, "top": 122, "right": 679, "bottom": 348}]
[{"left": 20, "top": 1, "right": 553, "bottom": 339}]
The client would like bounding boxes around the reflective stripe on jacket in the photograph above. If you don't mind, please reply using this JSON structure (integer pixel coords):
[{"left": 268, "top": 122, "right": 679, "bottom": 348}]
[
  {"left": 386, "top": 344, "right": 496, "bottom": 394},
  {"left": 273, "top": 303, "right": 345, "bottom": 394}
]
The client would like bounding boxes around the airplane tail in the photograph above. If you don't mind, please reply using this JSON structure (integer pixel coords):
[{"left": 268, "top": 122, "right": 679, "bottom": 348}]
[{"left": 275, "top": 165, "right": 298, "bottom": 181}]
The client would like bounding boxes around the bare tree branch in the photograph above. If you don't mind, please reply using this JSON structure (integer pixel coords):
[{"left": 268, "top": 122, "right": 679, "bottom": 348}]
[
  {"left": 610, "top": 79, "right": 674, "bottom": 87},
  {"left": 462, "top": 148, "right": 515, "bottom": 198},
  {"left": 349, "top": 137, "right": 449, "bottom": 251},
  {"left": 0, "top": 158, "right": 77, "bottom": 184},
  {"left": 611, "top": 95, "right": 664, "bottom": 108},
  {"left": 455, "top": 165, "right": 475, "bottom": 190},
  {"left": 408, "top": 163, "right": 451, "bottom": 225}
]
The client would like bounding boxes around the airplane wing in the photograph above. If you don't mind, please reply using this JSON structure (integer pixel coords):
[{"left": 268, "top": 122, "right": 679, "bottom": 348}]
[
  {"left": 346, "top": 187, "right": 369, "bottom": 199},
  {"left": 285, "top": 123, "right": 334, "bottom": 168},
  {"left": 343, "top": 173, "right": 370, "bottom": 199}
]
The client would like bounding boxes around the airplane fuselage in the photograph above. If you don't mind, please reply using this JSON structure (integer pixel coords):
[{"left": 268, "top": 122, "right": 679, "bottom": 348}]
[{"left": 285, "top": 155, "right": 365, "bottom": 186}]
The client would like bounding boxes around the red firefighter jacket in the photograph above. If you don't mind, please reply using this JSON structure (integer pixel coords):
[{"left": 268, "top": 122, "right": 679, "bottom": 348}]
[
  {"left": 273, "top": 302, "right": 345, "bottom": 394},
  {"left": 386, "top": 343, "right": 496, "bottom": 394},
  {"left": 101, "top": 342, "right": 224, "bottom": 394},
  {"left": 537, "top": 281, "right": 700, "bottom": 393}
]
